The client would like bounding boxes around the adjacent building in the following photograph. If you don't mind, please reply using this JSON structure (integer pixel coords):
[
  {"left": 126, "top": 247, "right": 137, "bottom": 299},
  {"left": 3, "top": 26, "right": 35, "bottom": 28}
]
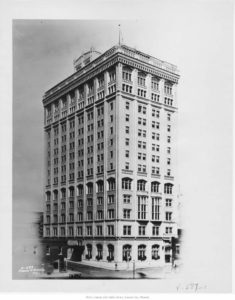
[{"left": 42, "top": 44, "right": 180, "bottom": 269}]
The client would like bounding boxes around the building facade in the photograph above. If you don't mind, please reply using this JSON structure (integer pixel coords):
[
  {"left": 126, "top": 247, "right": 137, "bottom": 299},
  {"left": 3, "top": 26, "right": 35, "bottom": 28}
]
[{"left": 42, "top": 44, "right": 180, "bottom": 269}]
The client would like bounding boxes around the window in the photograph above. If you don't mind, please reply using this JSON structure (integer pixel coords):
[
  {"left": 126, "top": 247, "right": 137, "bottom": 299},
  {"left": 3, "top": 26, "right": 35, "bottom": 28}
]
[
  {"left": 123, "top": 244, "right": 132, "bottom": 261},
  {"left": 166, "top": 199, "right": 172, "bottom": 207},
  {"left": 126, "top": 114, "right": 130, "bottom": 122},
  {"left": 110, "top": 102, "right": 113, "bottom": 110},
  {"left": 138, "top": 226, "right": 146, "bottom": 236},
  {"left": 61, "top": 214, "right": 66, "bottom": 223},
  {"left": 125, "top": 126, "right": 129, "bottom": 134},
  {"left": 138, "top": 244, "right": 146, "bottom": 261},
  {"left": 137, "top": 180, "right": 146, "bottom": 191},
  {"left": 125, "top": 138, "right": 130, "bottom": 146},
  {"left": 46, "top": 191, "right": 51, "bottom": 201},
  {"left": 78, "top": 199, "right": 83, "bottom": 208},
  {"left": 123, "top": 226, "right": 131, "bottom": 236},
  {"left": 96, "top": 226, "right": 103, "bottom": 236},
  {"left": 87, "top": 211, "right": 93, "bottom": 220},
  {"left": 122, "top": 69, "right": 132, "bottom": 81},
  {"left": 97, "top": 210, "right": 103, "bottom": 220},
  {"left": 87, "top": 198, "right": 93, "bottom": 206},
  {"left": 164, "top": 84, "right": 172, "bottom": 95},
  {"left": 60, "top": 227, "right": 65, "bottom": 236},
  {"left": 152, "top": 143, "right": 160, "bottom": 152},
  {"left": 61, "top": 188, "right": 66, "bottom": 199},
  {"left": 165, "top": 226, "right": 172, "bottom": 234},
  {"left": 123, "top": 194, "right": 131, "bottom": 204},
  {"left": 125, "top": 150, "right": 129, "bottom": 158},
  {"left": 97, "top": 180, "right": 104, "bottom": 193},
  {"left": 166, "top": 212, "right": 172, "bottom": 221},
  {"left": 125, "top": 162, "right": 130, "bottom": 170},
  {"left": 138, "top": 196, "right": 147, "bottom": 220},
  {"left": 152, "top": 226, "right": 159, "bottom": 236},
  {"left": 151, "top": 182, "right": 160, "bottom": 193},
  {"left": 69, "top": 187, "right": 74, "bottom": 197},
  {"left": 167, "top": 113, "right": 171, "bottom": 121},
  {"left": 78, "top": 212, "right": 83, "bottom": 221},
  {"left": 108, "top": 178, "right": 115, "bottom": 191},
  {"left": 69, "top": 213, "right": 74, "bottom": 222},
  {"left": 108, "top": 209, "right": 115, "bottom": 219},
  {"left": 164, "top": 183, "right": 173, "bottom": 194},
  {"left": 77, "top": 226, "right": 83, "bottom": 236},
  {"left": 107, "top": 226, "right": 114, "bottom": 236},
  {"left": 108, "top": 195, "right": 115, "bottom": 204},
  {"left": 126, "top": 102, "right": 130, "bottom": 110},
  {"left": 77, "top": 185, "right": 83, "bottom": 196},
  {"left": 87, "top": 226, "right": 92, "bottom": 236},
  {"left": 46, "top": 215, "right": 50, "bottom": 224},
  {"left": 152, "top": 197, "right": 160, "bottom": 220},
  {"left": 151, "top": 78, "right": 159, "bottom": 90},
  {"left": 122, "top": 178, "right": 132, "bottom": 190},
  {"left": 52, "top": 227, "right": 57, "bottom": 237},
  {"left": 87, "top": 182, "right": 93, "bottom": 194},
  {"left": 152, "top": 244, "right": 160, "bottom": 260},
  {"left": 68, "top": 226, "right": 74, "bottom": 236},
  {"left": 123, "top": 209, "right": 131, "bottom": 219},
  {"left": 138, "top": 73, "right": 146, "bottom": 86},
  {"left": 152, "top": 166, "right": 160, "bottom": 175}
]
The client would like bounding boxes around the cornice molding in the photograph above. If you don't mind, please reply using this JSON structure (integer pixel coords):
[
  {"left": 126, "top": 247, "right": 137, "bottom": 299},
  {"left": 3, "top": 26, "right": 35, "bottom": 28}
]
[{"left": 43, "top": 52, "right": 179, "bottom": 107}]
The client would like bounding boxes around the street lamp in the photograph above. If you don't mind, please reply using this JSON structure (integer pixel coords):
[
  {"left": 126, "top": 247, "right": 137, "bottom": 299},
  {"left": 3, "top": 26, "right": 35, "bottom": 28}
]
[{"left": 133, "top": 260, "right": 135, "bottom": 279}]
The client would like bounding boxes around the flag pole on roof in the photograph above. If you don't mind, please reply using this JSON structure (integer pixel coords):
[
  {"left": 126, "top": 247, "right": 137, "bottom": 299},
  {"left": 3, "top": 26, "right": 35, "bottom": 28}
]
[{"left": 118, "top": 24, "right": 121, "bottom": 46}]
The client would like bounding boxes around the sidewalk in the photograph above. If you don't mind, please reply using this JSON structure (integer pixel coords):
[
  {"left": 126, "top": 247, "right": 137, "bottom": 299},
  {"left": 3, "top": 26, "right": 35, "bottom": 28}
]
[{"left": 67, "top": 260, "right": 173, "bottom": 279}]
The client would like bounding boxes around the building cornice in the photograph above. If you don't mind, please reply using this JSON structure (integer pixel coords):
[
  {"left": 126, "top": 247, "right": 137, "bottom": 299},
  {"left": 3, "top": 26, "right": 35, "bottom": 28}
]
[{"left": 42, "top": 47, "right": 180, "bottom": 107}]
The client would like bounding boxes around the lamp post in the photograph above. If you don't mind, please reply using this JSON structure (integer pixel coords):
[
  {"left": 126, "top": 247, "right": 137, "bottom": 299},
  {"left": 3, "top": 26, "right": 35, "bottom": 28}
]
[{"left": 133, "top": 260, "right": 135, "bottom": 279}]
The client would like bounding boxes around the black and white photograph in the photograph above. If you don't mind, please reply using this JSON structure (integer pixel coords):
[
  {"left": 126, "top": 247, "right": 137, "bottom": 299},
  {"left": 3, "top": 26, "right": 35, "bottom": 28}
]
[{"left": 0, "top": 0, "right": 233, "bottom": 295}]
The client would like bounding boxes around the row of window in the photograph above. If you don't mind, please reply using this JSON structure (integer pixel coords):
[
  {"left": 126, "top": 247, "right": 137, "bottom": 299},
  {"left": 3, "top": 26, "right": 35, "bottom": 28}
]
[
  {"left": 45, "top": 224, "right": 173, "bottom": 237},
  {"left": 46, "top": 180, "right": 173, "bottom": 201},
  {"left": 46, "top": 195, "right": 172, "bottom": 210}
]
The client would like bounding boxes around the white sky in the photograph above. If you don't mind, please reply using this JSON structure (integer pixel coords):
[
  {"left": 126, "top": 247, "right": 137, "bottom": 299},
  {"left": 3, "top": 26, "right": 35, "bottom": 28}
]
[{"left": 0, "top": 0, "right": 233, "bottom": 293}]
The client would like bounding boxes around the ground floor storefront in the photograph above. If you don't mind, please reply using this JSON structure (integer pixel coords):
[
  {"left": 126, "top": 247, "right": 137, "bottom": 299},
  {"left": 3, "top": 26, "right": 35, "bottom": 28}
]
[{"left": 43, "top": 237, "right": 176, "bottom": 270}]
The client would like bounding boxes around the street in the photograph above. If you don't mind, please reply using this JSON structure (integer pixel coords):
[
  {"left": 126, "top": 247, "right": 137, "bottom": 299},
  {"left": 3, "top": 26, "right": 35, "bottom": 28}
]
[{"left": 66, "top": 261, "right": 174, "bottom": 279}]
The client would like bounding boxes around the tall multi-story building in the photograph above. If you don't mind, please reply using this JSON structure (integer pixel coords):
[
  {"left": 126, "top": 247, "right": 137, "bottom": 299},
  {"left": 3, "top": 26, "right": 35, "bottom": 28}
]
[{"left": 42, "top": 44, "right": 180, "bottom": 269}]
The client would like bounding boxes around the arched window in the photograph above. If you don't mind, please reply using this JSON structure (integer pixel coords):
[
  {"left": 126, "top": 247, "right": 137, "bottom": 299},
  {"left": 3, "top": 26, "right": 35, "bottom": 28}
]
[
  {"left": 138, "top": 244, "right": 147, "bottom": 261},
  {"left": 137, "top": 72, "right": 146, "bottom": 86},
  {"left": 152, "top": 244, "right": 160, "bottom": 260},
  {"left": 151, "top": 182, "right": 160, "bottom": 193},
  {"left": 61, "top": 188, "right": 66, "bottom": 199},
  {"left": 164, "top": 183, "right": 173, "bottom": 194},
  {"left": 77, "top": 184, "right": 83, "bottom": 196},
  {"left": 96, "top": 180, "right": 104, "bottom": 193},
  {"left": 96, "top": 244, "right": 103, "bottom": 260},
  {"left": 53, "top": 190, "right": 58, "bottom": 201},
  {"left": 107, "top": 178, "right": 115, "bottom": 191},
  {"left": 123, "top": 244, "right": 132, "bottom": 261},
  {"left": 46, "top": 191, "right": 51, "bottom": 201},
  {"left": 137, "top": 180, "right": 146, "bottom": 191},
  {"left": 69, "top": 186, "right": 74, "bottom": 197},
  {"left": 87, "top": 182, "right": 93, "bottom": 194},
  {"left": 86, "top": 244, "right": 92, "bottom": 260},
  {"left": 122, "top": 178, "right": 132, "bottom": 190},
  {"left": 122, "top": 66, "right": 132, "bottom": 82},
  {"left": 107, "top": 244, "right": 114, "bottom": 262}
]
